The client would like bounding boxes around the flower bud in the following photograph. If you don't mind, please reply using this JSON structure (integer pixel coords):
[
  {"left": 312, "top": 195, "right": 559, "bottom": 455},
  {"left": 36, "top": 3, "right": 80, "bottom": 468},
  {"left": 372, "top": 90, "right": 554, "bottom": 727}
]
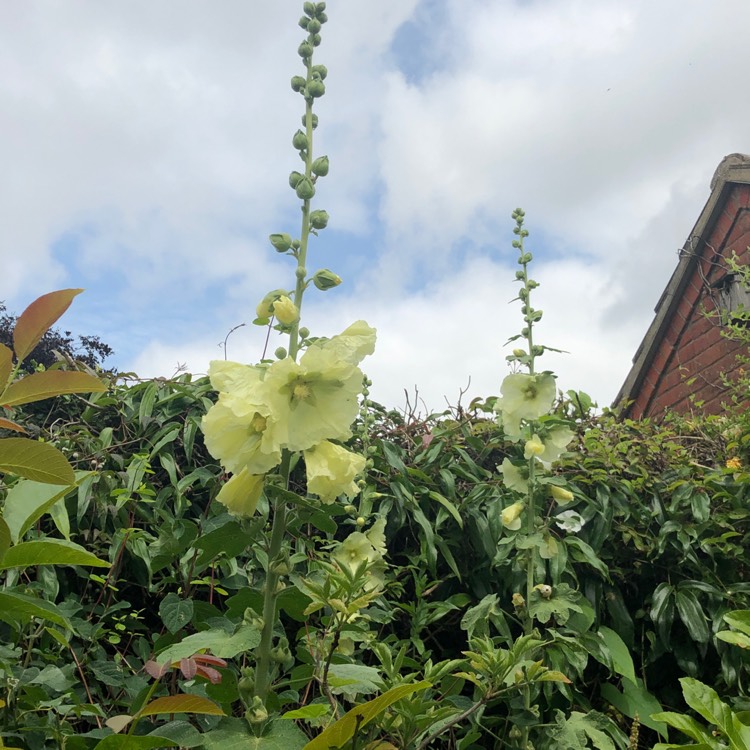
[
  {"left": 315, "top": 1, "right": 326, "bottom": 11},
  {"left": 536, "top": 584, "right": 553, "bottom": 599},
  {"left": 306, "top": 79, "right": 325, "bottom": 98},
  {"left": 256, "top": 289, "right": 289, "bottom": 320},
  {"left": 310, "top": 209, "right": 329, "bottom": 229},
  {"left": 307, "top": 18, "right": 321, "bottom": 33},
  {"left": 512, "top": 348, "right": 526, "bottom": 357},
  {"left": 515, "top": 270, "right": 525, "bottom": 280},
  {"left": 295, "top": 266, "right": 307, "bottom": 279},
  {"left": 311, "top": 64, "right": 328, "bottom": 80},
  {"left": 311, "top": 156, "right": 329, "bottom": 176},
  {"left": 298, "top": 40, "right": 313, "bottom": 59},
  {"left": 551, "top": 485, "right": 574, "bottom": 505},
  {"left": 289, "top": 171, "right": 304, "bottom": 189},
  {"left": 317, "top": 11, "right": 328, "bottom": 23},
  {"left": 275, "top": 347, "right": 287, "bottom": 360},
  {"left": 311, "top": 33, "right": 322, "bottom": 46},
  {"left": 303, "top": 2, "right": 315, "bottom": 15},
  {"left": 524, "top": 434, "right": 545, "bottom": 459},
  {"left": 245, "top": 696, "right": 269, "bottom": 725},
  {"left": 299, "top": 15, "right": 310, "bottom": 29},
  {"left": 295, "top": 176, "right": 315, "bottom": 200},
  {"left": 312, "top": 269, "right": 342, "bottom": 290},
  {"left": 292, "top": 129, "right": 308, "bottom": 150},
  {"left": 272, "top": 296, "right": 299, "bottom": 325},
  {"left": 501, "top": 501, "right": 524, "bottom": 530},
  {"left": 302, "top": 113, "right": 319, "bottom": 129},
  {"left": 291, "top": 75, "right": 306, "bottom": 92},
  {"left": 299, "top": 327, "right": 310, "bottom": 339},
  {"left": 344, "top": 504, "right": 356, "bottom": 513},
  {"left": 520, "top": 252, "right": 533, "bottom": 263},
  {"left": 269, "top": 233, "right": 293, "bottom": 253}
]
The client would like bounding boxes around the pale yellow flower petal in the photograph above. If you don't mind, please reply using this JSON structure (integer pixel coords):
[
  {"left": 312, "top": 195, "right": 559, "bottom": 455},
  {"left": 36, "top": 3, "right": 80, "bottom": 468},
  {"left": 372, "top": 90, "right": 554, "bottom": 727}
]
[
  {"left": 499, "top": 458, "right": 528, "bottom": 493},
  {"left": 304, "top": 441, "right": 366, "bottom": 504},
  {"left": 272, "top": 296, "right": 299, "bottom": 325},
  {"left": 501, "top": 501, "right": 524, "bottom": 530},
  {"left": 216, "top": 468, "right": 264, "bottom": 517},
  {"left": 524, "top": 434, "right": 545, "bottom": 459}
]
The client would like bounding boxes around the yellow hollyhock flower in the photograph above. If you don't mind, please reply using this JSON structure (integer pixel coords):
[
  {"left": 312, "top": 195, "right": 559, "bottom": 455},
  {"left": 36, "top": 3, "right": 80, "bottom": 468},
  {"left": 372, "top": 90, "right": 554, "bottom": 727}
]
[
  {"left": 215, "top": 468, "right": 265, "bottom": 517},
  {"left": 202, "top": 361, "right": 282, "bottom": 475},
  {"left": 333, "top": 523, "right": 386, "bottom": 590},
  {"left": 265, "top": 322, "right": 376, "bottom": 452},
  {"left": 496, "top": 373, "right": 556, "bottom": 438},
  {"left": 501, "top": 501, "right": 525, "bottom": 530},
  {"left": 550, "top": 485, "right": 574, "bottom": 505},
  {"left": 499, "top": 458, "right": 528, "bottom": 493},
  {"left": 524, "top": 434, "right": 545, "bottom": 459},
  {"left": 539, "top": 426, "right": 574, "bottom": 465},
  {"left": 304, "top": 440, "right": 366, "bottom": 503},
  {"left": 272, "top": 295, "right": 299, "bottom": 325}
]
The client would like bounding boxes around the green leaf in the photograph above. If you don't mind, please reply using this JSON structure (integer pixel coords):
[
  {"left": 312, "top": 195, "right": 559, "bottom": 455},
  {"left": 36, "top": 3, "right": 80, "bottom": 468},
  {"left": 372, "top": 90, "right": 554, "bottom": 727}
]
[
  {"left": 328, "top": 663, "right": 381, "bottom": 697},
  {"left": 428, "top": 490, "right": 463, "bottom": 528},
  {"left": 0, "top": 590, "right": 73, "bottom": 630},
  {"left": 601, "top": 677, "right": 667, "bottom": 738},
  {"left": 599, "top": 626, "right": 637, "bottom": 685},
  {"left": 565, "top": 537, "right": 609, "bottom": 579},
  {"left": 675, "top": 590, "right": 709, "bottom": 644},
  {"left": 156, "top": 624, "right": 260, "bottom": 663},
  {"left": 1, "top": 370, "right": 106, "bottom": 407},
  {"left": 199, "top": 717, "right": 307, "bottom": 750},
  {"left": 2, "top": 476, "right": 85, "bottom": 542},
  {"left": 281, "top": 704, "right": 331, "bottom": 720},
  {"left": 138, "top": 694, "right": 224, "bottom": 718},
  {"left": 716, "top": 631, "right": 750, "bottom": 649},
  {"left": 651, "top": 711, "right": 719, "bottom": 745},
  {"left": 12, "top": 288, "right": 82, "bottom": 363},
  {"left": 0, "top": 342, "right": 13, "bottom": 387},
  {"left": 0, "top": 539, "right": 110, "bottom": 571},
  {"left": 93, "top": 737, "right": 177, "bottom": 749},
  {"left": 650, "top": 583, "right": 675, "bottom": 647},
  {"left": 159, "top": 593, "right": 194, "bottom": 634},
  {"left": 0, "top": 437, "right": 75, "bottom": 484},
  {"left": 146, "top": 721, "right": 204, "bottom": 748},
  {"left": 0, "top": 516, "right": 10, "bottom": 562},
  {"left": 303, "top": 681, "right": 431, "bottom": 750},
  {"left": 723, "top": 610, "right": 750, "bottom": 637}
]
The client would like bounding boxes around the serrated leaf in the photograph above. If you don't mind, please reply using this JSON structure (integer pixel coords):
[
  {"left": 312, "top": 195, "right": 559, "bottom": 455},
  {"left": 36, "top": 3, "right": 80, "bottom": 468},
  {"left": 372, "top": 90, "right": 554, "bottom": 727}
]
[
  {"left": 303, "top": 681, "right": 431, "bottom": 750},
  {"left": 0, "top": 437, "right": 75, "bottom": 484},
  {"left": 12, "top": 289, "right": 83, "bottom": 362},
  {"left": 0, "top": 539, "right": 110, "bottom": 571},
  {"left": 0, "top": 590, "right": 73, "bottom": 630},
  {"left": 159, "top": 593, "right": 194, "bottom": 634},
  {"left": 138, "top": 694, "right": 224, "bottom": 718},
  {"left": 1, "top": 370, "right": 106, "bottom": 407}
]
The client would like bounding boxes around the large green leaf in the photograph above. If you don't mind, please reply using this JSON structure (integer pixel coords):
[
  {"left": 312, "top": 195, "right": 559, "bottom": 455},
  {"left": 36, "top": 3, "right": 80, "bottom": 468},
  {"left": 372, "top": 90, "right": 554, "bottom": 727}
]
[
  {"left": 675, "top": 590, "right": 709, "bottom": 644},
  {"left": 138, "top": 694, "right": 224, "bottom": 717},
  {"left": 601, "top": 677, "right": 667, "bottom": 738},
  {"left": 0, "top": 437, "right": 75, "bottom": 484},
  {"left": 650, "top": 711, "right": 719, "bottom": 747},
  {"left": 2, "top": 475, "right": 86, "bottom": 542},
  {"left": 1, "top": 370, "right": 106, "bottom": 407},
  {"left": 12, "top": 288, "right": 83, "bottom": 362},
  {"left": 304, "top": 681, "right": 431, "bottom": 750},
  {"left": 156, "top": 624, "right": 260, "bottom": 663},
  {"left": 0, "top": 590, "right": 73, "bottom": 630},
  {"left": 93, "top": 737, "right": 177, "bottom": 749},
  {"left": 159, "top": 592, "right": 194, "bottom": 634},
  {"left": 200, "top": 718, "right": 307, "bottom": 750},
  {"left": 680, "top": 677, "right": 750, "bottom": 748},
  {"left": 0, "top": 539, "right": 110, "bottom": 571},
  {"left": 0, "top": 516, "right": 10, "bottom": 562},
  {"left": 598, "top": 626, "right": 636, "bottom": 685}
]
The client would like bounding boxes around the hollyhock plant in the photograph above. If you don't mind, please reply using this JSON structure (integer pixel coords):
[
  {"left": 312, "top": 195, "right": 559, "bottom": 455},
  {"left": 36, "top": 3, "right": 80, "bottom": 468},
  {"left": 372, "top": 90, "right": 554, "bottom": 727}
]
[{"left": 304, "top": 439, "right": 366, "bottom": 504}]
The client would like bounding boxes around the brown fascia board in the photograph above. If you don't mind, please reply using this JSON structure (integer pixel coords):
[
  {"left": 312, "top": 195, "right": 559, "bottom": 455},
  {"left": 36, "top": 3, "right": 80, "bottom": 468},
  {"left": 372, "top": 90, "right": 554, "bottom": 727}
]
[{"left": 614, "top": 154, "right": 750, "bottom": 414}]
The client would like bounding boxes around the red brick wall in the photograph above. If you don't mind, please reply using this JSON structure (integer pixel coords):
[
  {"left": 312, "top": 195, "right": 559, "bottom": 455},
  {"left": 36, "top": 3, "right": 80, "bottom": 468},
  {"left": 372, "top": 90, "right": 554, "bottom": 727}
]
[{"left": 629, "top": 184, "right": 750, "bottom": 418}]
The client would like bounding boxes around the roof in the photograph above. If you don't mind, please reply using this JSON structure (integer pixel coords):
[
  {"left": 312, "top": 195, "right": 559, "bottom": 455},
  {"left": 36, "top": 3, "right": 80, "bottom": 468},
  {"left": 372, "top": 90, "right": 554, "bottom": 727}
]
[{"left": 615, "top": 153, "right": 750, "bottom": 413}]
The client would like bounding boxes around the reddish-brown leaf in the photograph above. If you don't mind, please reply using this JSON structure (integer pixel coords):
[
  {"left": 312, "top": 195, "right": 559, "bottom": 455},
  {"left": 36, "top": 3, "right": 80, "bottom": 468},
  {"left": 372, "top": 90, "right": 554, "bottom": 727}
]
[{"left": 13, "top": 289, "right": 83, "bottom": 363}]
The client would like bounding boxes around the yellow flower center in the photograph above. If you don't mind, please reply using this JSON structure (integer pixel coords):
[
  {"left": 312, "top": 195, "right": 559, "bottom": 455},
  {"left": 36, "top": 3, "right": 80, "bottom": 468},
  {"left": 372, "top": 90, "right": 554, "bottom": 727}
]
[
  {"left": 293, "top": 382, "right": 312, "bottom": 400},
  {"left": 250, "top": 414, "right": 267, "bottom": 433}
]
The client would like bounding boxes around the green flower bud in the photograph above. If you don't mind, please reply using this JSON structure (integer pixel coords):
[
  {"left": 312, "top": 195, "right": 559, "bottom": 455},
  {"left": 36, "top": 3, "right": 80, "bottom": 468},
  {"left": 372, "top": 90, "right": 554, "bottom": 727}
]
[
  {"left": 356, "top": 516, "right": 366, "bottom": 527},
  {"left": 512, "top": 348, "right": 526, "bottom": 357},
  {"left": 311, "top": 33, "right": 322, "bottom": 46},
  {"left": 344, "top": 504, "right": 356, "bottom": 513},
  {"left": 307, "top": 18, "right": 321, "bottom": 33},
  {"left": 298, "top": 40, "right": 313, "bottom": 59},
  {"left": 528, "top": 279, "right": 539, "bottom": 288},
  {"left": 246, "top": 696, "right": 268, "bottom": 725},
  {"left": 515, "top": 270, "right": 525, "bottom": 279},
  {"left": 302, "top": 113, "right": 319, "bottom": 130},
  {"left": 275, "top": 347, "right": 287, "bottom": 360},
  {"left": 311, "top": 64, "right": 328, "bottom": 80},
  {"left": 311, "top": 155, "right": 329, "bottom": 176},
  {"left": 269, "top": 233, "right": 293, "bottom": 253},
  {"left": 299, "top": 327, "right": 310, "bottom": 339},
  {"left": 292, "top": 129, "right": 308, "bottom": 150},
  {"left": 317, "top": 11, "right": 328, "bottom": 23},
  {"left": 312, "top": 268, "right": 341, "bottom": 290},
  {"left": 295, "top": 266, "right": 307, "bottom": 279},
  {"left": 291, "top": 75, "right": 306, "bottom": 92},
  {"left": 299, "top": 15, "right": 309, "bottom": 29},
  {"left": 303, "top": 2, "right": 315, "bottom": 15},
  {"left": 289, "top": 171, "right": 304, "bottom": 189},
  {"left": 310, "top": 209, "right": 329, "bottom": 229},
  {"left": 315, "top": 1, "right": 326, "bottom": 12},
  {"left": 307, "top": 79, "right": 325, "bottom": 98},
  {"left": 520, "top": 252, "right": 533, "bottom": 263},
  {"left": 295, "top": 176, "right": 315, "bottom": 200}
]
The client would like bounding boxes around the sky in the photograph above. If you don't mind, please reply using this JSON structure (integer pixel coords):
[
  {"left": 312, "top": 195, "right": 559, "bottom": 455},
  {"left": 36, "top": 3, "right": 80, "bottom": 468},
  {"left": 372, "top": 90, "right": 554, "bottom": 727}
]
[{"left": 2, "top": 0, "right": 749, "bottom": 414}]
